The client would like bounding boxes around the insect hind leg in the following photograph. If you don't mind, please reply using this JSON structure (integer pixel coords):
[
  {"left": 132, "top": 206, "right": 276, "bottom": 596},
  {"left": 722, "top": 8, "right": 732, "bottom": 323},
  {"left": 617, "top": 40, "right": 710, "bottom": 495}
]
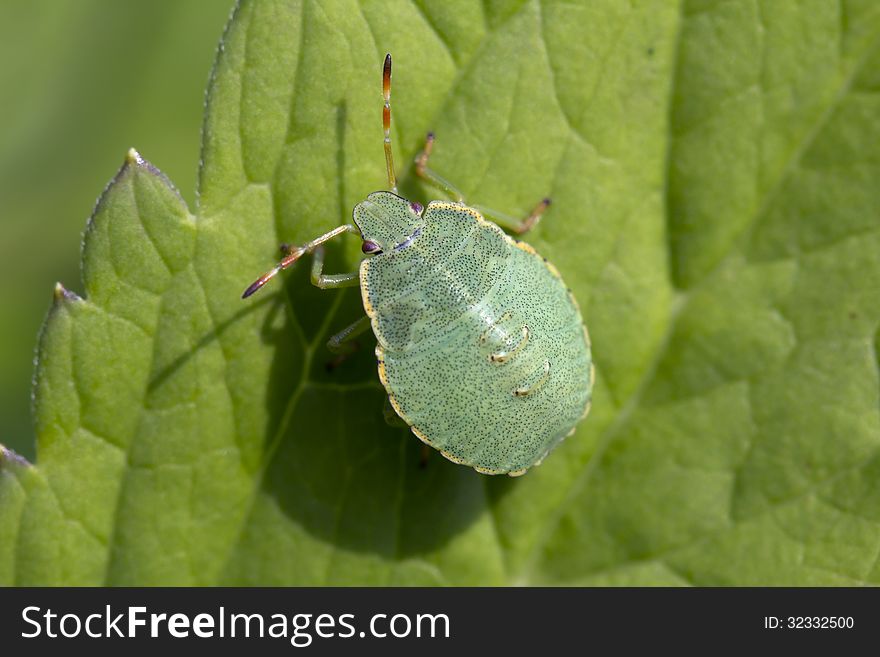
[
  {"left": 381, "top": 397, "right": 430, "bottom": 468},
  {"left": 382, "top": 396, "right": 410, "bottom": 428}
]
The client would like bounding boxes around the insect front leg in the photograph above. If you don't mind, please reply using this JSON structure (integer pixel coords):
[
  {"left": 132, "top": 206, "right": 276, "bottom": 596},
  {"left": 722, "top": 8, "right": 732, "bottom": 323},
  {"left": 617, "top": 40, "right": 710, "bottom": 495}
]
[
  {"left": 311, "top": 245, "right": 365, "bottom": 370},
  {"left": 310, "top": 245, "right": 360, "bottom": 289}
]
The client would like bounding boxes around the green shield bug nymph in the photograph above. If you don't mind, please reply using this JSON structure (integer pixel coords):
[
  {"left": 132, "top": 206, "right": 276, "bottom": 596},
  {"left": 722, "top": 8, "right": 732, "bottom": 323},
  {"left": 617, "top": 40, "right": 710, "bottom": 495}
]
[{"left": 243, "top": 54, "right": 593, "bottom": 476}]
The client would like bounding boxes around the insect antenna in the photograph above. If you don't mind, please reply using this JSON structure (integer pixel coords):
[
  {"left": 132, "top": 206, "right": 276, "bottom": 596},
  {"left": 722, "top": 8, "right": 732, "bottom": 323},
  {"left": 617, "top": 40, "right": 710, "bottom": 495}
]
[
  {"left": 382, "top": 53, "right": 397, "bottom": 193},
  {"left": 241, "top": 224, "right": 359, "bottom": 298},
  {"left": 241, "top": 247, "right": 305, "bottom": 298}
]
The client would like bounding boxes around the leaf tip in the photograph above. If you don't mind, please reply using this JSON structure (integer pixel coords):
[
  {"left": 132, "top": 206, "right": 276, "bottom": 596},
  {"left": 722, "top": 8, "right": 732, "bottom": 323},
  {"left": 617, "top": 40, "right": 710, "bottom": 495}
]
[
  {"left": 115, "top": 147, "right": 185, "bottom": 204},
  {"left": 125, "top": 147, "right": 145, "bottom": 167},
  {"left": 121, "top": 147, "right": 161, "bottom": 178},
  {"left": 0, "top": 444, "right": 31, "bottom": 469},
  {"left": 53, "top": 282, "right": 81, "bottom": 304}
]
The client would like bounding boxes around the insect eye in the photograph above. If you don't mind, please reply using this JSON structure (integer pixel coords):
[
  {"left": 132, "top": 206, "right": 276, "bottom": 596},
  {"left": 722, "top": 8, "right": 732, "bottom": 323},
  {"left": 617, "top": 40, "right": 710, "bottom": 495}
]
[
  {"left": 410, "top": 201, "right": 423, "bottom": 214},
  {"left": 362, "top": 240, "right": 382, "bottom": 254}
]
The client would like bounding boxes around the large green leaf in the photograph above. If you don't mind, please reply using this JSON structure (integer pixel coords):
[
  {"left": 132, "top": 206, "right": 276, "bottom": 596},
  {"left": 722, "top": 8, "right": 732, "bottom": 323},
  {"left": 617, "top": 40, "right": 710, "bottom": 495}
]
[{"left": 2, "top": 0, "right": 879, "bottom": 585}]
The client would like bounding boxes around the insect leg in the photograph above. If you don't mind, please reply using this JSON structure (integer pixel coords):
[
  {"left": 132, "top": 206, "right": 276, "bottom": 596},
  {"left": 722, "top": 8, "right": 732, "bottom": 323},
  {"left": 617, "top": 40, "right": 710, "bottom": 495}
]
[
  {"left": 471, "top": 198, "right": 552, "bottom": 235},
  {"left": 310, "top": 245, "right": 360, "bottom": 289},
  {"left": 382, "top": 396, "right": 431, "bottom": 468},
  {"left": 414, "top": 132, "right": 466, "bottom": 202},
  {"left": 323, "top": 315, "right": 371, "bottom": 371},
  {"left": 326, "top": 315, "right": 371, "bottom": 353}
]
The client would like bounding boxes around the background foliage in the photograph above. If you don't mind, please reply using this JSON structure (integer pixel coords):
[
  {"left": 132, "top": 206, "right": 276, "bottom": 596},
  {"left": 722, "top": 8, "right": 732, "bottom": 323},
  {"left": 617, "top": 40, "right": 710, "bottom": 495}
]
[
  {"left": 0, "top": 0, "right": 231, "bottom": 458},
  {"left": 1, "top": 0, "right": 879, "bottom": 585}
]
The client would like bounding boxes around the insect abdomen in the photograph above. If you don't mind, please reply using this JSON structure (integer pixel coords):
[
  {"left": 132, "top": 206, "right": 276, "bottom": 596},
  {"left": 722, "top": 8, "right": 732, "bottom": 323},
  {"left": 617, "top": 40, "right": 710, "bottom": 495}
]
[{"left": 368, "top": 207, "right": 592, "bottom": 474}]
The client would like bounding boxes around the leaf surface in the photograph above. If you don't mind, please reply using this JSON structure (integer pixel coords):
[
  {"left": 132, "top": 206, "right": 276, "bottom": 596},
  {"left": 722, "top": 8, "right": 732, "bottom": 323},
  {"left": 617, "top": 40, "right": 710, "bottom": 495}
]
[{"left": 2, "top": 0, "right": 879, "bottom": 585}]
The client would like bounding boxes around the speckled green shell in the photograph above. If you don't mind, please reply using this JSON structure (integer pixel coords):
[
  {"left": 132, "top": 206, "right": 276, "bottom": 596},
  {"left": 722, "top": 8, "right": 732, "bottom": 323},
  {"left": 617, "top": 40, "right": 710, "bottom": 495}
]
[{"left": 358, "top": 194, "right": 593, "bottom": 476}]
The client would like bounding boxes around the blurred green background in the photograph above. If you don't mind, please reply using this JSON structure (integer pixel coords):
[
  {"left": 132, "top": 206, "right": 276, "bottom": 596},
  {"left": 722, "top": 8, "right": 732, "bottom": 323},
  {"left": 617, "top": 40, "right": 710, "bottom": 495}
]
[{"left": 0, "top": 0, "right": 233, "bottom": 459}]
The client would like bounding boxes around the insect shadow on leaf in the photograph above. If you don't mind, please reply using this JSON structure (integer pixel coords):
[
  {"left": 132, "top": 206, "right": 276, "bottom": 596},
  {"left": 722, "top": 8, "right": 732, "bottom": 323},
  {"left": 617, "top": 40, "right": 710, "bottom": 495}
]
[{"left": 260, "top": 249, "right": 507, "bottom": 556}]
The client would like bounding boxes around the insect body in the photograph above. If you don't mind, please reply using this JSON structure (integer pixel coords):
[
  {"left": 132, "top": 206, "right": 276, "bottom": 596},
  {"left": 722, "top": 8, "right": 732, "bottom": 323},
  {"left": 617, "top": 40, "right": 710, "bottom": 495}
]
[{"left": 244, "top": 55, "right": 593, "bottom": 475}]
